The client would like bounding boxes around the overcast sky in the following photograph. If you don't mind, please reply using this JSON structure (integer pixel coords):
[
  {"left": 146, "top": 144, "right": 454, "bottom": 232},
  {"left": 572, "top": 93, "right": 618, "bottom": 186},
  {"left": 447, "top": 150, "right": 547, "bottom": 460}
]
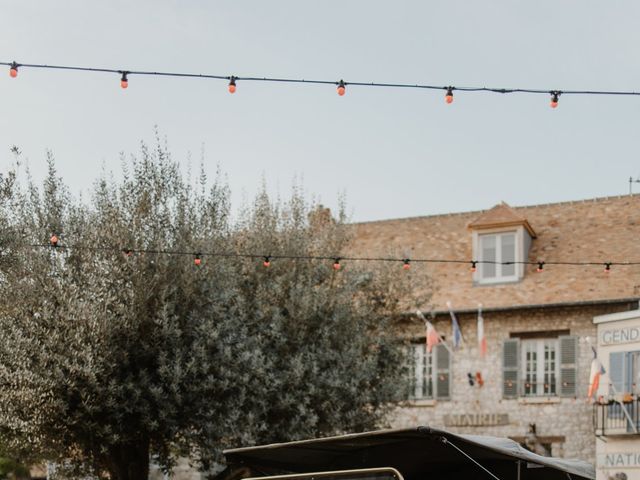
[{"left": 1, "top": 1, "right": 639, "bottom": 222}]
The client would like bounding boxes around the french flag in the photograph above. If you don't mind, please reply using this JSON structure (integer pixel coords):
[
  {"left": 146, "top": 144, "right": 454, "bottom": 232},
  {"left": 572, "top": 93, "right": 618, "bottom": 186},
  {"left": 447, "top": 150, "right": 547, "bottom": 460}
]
[
  {"left": 417, "top": 310, "right": 441, "bottom": 353},
  {"left": 588, "top": 347, "right": 606, "bottom": 399},
  {"left": 477, "top": 304, "right": 487, "bottom": 358},
  {"left": 425, "top": 320, "right": 440, "bottom": 353}
]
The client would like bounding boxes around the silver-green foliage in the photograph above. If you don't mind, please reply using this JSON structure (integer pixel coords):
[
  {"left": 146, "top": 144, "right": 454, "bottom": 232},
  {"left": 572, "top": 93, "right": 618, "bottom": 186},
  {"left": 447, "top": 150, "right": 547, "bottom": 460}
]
[{"left": 0, "top": 141, "right": 427, "bottom": 479}]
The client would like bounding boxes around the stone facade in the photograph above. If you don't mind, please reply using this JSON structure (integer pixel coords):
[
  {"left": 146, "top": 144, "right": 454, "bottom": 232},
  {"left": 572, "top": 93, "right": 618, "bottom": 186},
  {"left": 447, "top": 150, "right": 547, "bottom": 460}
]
[{"left": 391, "top": 302, "right": 638, "bottom": 463}]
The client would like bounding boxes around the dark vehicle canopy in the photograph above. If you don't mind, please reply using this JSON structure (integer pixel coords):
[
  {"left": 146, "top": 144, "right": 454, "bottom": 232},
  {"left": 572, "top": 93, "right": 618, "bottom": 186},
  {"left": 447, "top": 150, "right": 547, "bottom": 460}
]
[{"left": 223, "top": 427, "right": 594, "bottom": 480}]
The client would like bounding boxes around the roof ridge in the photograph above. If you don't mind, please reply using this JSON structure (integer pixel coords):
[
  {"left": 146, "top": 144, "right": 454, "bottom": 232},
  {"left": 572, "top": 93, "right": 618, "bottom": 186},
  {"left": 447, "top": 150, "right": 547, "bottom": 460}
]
[{"left": 354, "top": 193, "right": 640, "bottom": 225}]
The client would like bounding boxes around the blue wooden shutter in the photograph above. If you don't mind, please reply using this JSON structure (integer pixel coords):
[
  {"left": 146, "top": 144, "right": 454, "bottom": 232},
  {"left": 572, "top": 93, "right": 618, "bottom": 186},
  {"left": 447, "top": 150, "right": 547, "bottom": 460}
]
[
  {"left": 435, "top": 344, "right": 451, "bottom": 400},
  {"left": 559, "top": 335, "right": 578, "bottom": 397},
  {"left": 503, "top": 338, "right": 520, "bottom": 398}
]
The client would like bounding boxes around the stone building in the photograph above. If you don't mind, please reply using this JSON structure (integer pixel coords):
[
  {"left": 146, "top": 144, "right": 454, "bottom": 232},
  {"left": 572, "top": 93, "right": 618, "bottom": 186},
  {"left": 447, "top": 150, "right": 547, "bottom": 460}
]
[{"left": 351, "top": 194, "right": 640, "bottom": 465}]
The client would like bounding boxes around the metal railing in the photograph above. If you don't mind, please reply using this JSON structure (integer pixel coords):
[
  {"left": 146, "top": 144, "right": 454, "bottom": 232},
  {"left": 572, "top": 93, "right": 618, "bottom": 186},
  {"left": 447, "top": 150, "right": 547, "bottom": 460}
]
[{"left": 594, "top": 397, "right": 640, "bottom": 436}]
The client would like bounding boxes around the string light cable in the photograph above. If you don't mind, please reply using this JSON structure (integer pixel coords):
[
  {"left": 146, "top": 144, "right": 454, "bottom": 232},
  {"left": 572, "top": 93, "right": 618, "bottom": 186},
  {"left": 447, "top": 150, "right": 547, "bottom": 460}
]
[
  {"left": 18, "top": 240, "right": 640, "bottom": 271},
  {"left": 4, "top": 60, "right": 640, "bottom": 105}
]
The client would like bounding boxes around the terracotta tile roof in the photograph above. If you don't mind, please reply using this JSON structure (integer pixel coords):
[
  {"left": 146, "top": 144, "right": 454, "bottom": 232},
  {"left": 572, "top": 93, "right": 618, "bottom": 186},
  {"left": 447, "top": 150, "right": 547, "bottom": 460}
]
[
  {"left": 468, "top": 202, "right": 536, "bottom": 237},
  {"left": 350, "top": 195, "right": 640, "bottom": 312}
]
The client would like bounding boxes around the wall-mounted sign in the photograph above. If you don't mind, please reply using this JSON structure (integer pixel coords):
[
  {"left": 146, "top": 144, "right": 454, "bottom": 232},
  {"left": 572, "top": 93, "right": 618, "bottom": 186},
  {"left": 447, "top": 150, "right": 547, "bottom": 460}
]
[
  {"left": 443, "top": 413, "right": 509, "bottom": 427},
  {"left": 598, "top": 453, "right": 640, "bottom": 468},
  {"left": 601, "top": 327, "right": 640, "bottom": 346}
]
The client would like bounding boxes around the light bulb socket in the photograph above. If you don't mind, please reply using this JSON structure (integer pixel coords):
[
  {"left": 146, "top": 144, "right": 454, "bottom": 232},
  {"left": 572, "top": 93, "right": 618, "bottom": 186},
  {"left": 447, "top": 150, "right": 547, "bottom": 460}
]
[{"left": 536, "top": 261, "right": 545, "bottom": 272}]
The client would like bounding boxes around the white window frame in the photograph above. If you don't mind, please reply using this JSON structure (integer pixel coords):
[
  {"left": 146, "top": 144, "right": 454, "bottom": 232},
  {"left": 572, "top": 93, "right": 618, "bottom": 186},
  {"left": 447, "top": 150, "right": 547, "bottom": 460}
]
[
  {"left": 521, "top": 339, "right": 559, "bottom": 397},
  {"left": 473, "top": 229, "right": 521, "bottom": 284},
  {"left": 409, "top": 343, "right": 434, "bottom": 400}
]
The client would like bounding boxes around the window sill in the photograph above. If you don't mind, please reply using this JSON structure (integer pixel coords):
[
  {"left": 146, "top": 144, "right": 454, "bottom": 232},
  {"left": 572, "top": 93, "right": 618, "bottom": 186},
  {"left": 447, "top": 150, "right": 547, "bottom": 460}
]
[
  {"left": 473, "top": 278, "right": 522, "bottom": 287},
  {"left": 404, "top": 399, "right": 437, "bottom": 407},
  {"left": 518, "top": 397, "right": 561, "bottom": 405}
]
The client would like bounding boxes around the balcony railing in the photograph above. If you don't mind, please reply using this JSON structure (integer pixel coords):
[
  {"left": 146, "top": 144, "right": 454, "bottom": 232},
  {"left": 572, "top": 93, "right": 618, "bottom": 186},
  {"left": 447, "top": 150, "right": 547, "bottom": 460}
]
[{"left": 594, "top": 397, "right": 640, "bottom": 436}]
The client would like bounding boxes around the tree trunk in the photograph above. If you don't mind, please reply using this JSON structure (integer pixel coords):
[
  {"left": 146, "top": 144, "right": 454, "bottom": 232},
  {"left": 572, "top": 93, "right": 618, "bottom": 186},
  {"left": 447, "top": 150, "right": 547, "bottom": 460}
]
[{"left": 106, "top": 437, "right": 150, "bottom": 480}]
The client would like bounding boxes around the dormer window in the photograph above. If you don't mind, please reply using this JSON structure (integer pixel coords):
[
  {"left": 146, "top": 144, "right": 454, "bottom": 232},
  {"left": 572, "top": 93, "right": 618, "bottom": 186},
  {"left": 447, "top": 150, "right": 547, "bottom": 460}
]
[
  {"left": 479, "top": 231, "right": 517, "bottom": 282},
  {"left": 468, "top": 202, "right": 536, "bottom": 285}
]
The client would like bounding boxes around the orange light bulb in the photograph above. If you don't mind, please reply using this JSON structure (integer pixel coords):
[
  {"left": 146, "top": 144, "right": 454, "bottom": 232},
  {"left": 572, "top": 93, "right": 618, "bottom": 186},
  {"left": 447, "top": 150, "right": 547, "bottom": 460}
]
[
  {"left": 403, "top": 259, "right": 411, "bottom": 270},
  {"left": 445, "top": 87, "right": 454, "bottom": 104},
  {"left": 9, "top": 63, "right": 18, "bottom": 78},
  {"left": 333, "top": 259, "right": 341, "bottom": 270},
  {"left": 263, "top": 256, "right": 271, "bottom": 268},
  {"left": 49, "top": 234, "right": 59, "bottom": 247},
  {"left": 550, "top": 92, "right": 559, "bottom": 108},
  {"left": 120, "top": 72, "right": 128, "bottom": 89},
  {"left": 470, "top": 261, "right": 477, "bottom": 273},
  {"left": 228, "top": 76, "right": 236, "bottom": 94},
  {"left": 536, "top": 262, "right": 545, "bottom": 273},
  {"left": 194, "top": 256, "right": 202, "bottom": 266},
  {"left": 337, "top": 80, "right": 346, "bottom": 96}
]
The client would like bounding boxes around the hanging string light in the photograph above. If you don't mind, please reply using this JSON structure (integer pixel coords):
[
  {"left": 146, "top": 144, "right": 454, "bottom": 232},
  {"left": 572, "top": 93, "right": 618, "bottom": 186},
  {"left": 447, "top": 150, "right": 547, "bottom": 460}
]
[
  {"left": 6, "top": 60, "right": 640, "bottom": 107},
  {"left": 445, "top": 87, "right": 454, "bottom": 104},
  {"left": 194, "top": 253, "right": 202, "bottom": 266},
  {"left": 20, "top": 240, "right": 640, "bottom": 273},
  {"left": 120, "top": 72, "right": 129, "bottom": 89}
]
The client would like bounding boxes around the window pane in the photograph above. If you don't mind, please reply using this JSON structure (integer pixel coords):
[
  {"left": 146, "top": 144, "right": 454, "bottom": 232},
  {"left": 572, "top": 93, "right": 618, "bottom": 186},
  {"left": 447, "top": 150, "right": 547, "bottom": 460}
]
[
  {"left": 413, "top": 345, "right": 424, "bottom": 398},
  {"left": 544, "top": 342, "right": 557, "bottom": 395},
  {"left": 501, "top": 233, "right": 516, "bottom": 277},
  {"left": 481, "top": 235, "right": 496, "bottom": 278},
  {"left": 411, "top": 344, "right": 433, "bottom": 399},
  {"left": 524, "top": 343, "right": 538, "bottom": 396}
]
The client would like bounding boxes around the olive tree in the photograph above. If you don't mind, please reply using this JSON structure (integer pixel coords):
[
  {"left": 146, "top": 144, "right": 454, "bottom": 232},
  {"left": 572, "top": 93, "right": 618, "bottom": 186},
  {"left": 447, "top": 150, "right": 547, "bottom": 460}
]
[{"left": 0, "top": 141, "right": 428, "bottom": 479}]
